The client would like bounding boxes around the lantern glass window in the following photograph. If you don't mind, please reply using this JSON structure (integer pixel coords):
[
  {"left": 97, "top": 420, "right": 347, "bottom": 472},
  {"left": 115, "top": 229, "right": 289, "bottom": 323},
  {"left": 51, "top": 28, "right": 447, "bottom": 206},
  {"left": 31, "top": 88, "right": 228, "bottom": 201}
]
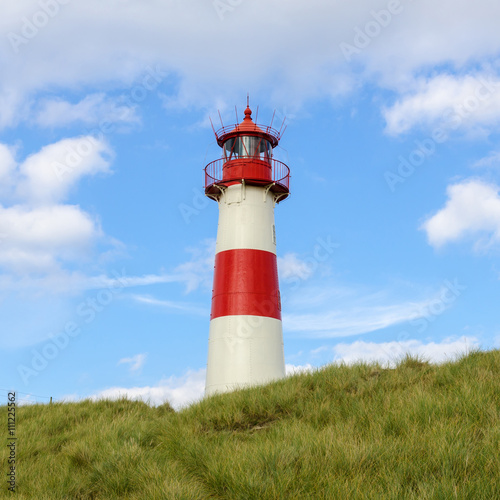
[{"left": 224, "top": 136, "right": 271, "bottom": 161}]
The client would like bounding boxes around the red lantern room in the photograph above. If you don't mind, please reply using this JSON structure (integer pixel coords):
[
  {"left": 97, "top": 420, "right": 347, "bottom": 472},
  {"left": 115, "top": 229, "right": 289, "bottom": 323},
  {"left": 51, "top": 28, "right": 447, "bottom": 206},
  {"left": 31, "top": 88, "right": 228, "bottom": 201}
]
[{"left": 204, "top": 104, "right": 290, "bottom": 202}]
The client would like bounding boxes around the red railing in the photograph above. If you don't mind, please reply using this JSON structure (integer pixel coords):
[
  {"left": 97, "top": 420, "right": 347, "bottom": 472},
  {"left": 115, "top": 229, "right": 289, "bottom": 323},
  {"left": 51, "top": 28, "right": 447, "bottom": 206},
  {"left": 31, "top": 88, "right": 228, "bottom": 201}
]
[
  {"left": 204, "top": 158, "right": 290, "bottom": 192},
  {"left": 214, "top": 123, "right": 282, "bottom": 147}
]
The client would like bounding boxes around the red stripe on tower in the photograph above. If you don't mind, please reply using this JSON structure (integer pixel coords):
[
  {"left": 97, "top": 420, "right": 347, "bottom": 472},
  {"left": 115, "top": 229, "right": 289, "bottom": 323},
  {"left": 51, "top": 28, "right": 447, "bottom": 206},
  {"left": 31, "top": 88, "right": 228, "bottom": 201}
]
[{"left": 211, "top": 249, "right": 281, "bottom": 320}]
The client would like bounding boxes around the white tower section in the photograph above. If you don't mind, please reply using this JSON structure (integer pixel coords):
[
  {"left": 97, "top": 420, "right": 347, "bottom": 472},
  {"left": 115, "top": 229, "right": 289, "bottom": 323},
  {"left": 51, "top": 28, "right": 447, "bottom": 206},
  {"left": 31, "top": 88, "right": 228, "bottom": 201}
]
[{"left": 206, "top": 184, "right": 285, "bottom": 395}]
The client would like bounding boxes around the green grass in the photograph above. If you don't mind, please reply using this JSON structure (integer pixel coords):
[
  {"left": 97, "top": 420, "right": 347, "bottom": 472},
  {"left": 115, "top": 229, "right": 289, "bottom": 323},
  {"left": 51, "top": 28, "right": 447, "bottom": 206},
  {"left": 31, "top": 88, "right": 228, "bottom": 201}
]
[{"left": 2, "top": 350, "right": 500, "bottom": 499}]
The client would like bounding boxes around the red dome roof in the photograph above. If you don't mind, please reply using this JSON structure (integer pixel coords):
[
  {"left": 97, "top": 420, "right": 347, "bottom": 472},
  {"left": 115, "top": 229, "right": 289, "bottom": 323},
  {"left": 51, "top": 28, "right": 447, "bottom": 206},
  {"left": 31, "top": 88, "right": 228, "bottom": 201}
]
[{"left": 214, "top": 105, "right": 281, "bottom": 148}]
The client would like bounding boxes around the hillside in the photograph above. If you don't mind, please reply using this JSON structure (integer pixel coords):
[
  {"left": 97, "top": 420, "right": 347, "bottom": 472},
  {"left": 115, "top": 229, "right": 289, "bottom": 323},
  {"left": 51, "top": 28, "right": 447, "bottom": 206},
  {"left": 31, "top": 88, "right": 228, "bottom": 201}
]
[{"left": 2, "top": 350, "right": 500, "bottom": 499}]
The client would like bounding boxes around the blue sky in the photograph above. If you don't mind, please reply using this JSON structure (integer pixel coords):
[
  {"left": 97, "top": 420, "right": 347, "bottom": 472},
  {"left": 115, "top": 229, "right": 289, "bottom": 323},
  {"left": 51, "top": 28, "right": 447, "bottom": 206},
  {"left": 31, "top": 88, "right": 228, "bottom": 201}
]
[{"left": 1, "top": 0, "right": 500, "bottom": 408}]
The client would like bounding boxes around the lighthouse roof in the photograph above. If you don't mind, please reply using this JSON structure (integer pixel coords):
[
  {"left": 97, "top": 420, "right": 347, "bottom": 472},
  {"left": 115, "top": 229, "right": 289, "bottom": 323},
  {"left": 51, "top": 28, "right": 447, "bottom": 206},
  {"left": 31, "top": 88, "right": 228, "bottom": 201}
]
[{"left": 214, "top": 105, "right": 281, "bottom": 148}]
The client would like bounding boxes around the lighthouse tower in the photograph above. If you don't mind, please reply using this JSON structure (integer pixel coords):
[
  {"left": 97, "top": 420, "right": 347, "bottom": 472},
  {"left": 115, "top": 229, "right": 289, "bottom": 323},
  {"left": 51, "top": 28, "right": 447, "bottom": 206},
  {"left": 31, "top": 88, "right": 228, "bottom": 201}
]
[{"left": 204, "top": 102, "right": 290, "bottom": 396}]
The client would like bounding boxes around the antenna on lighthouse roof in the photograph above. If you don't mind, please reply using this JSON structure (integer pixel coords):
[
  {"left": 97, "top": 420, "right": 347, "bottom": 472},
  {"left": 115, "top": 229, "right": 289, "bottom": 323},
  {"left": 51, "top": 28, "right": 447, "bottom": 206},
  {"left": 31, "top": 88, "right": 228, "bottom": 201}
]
[
  {"left": 269, "top": 110, "right": 276, "bottom": 129},
  {"left": 255, "top": 105, "right": 259, "bottom": 123},
  {"left": 209, "top": 116, "right": 216, "bottom": 137},
  {"left": 235, "top": 105, "right": 239, "bottom": 123},
  {"left": 278, "top": 116, "right": 287, "bottom": 137}
]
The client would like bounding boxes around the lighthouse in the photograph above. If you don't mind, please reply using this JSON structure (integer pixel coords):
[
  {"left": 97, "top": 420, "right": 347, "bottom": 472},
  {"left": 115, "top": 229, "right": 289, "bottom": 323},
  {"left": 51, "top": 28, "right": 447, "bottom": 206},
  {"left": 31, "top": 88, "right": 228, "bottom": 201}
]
[{"left": 204, "top": 102, "right": 290, "bottom": 396}]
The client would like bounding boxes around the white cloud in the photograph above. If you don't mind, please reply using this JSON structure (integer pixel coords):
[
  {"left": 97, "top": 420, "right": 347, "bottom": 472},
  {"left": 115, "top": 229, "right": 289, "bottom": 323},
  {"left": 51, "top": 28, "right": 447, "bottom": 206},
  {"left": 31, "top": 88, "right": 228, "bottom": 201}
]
[
  {"left": 0, "top": 143, "right": 16, "bottom": 190},
  {"left": 0, "top": 270, "right": 180, "bottom": 296},
  {"left": 17, "top": 136, "right": 113, "bottom": 205},
  {"left": 82, "top": 364, "right": 315, "bottom": 410},
  {"left": 33, "top": 93, "right": 140, "bottom": 128},
  {"left": 89, "top": 368, "right": 207, "bottom": 410},
  {"left": 0, "top": 204, "right": 101, "bottom": 273},
  {"left": 278, "top": 253, "right": 314, "bottom": 281},
  {"left": 2, "top": 2, "right": 500, "bottom": 127},
  {"left": 118, "top": 353, "right": 147, "bottom": 373},
  {"left": 383, "top": 73, "right": 500, "bottom": 135},
  {"left": 330, "top": 336, "right": 480, "bottom": 366},
  {"left": 71, "top": 335, "right": 478, "bottom": 410},
  {"left": 285, "top": 363, "right": 314, "bottom": 375},
  {"left": 421, "top": 179, "right": 500, "bottom": 249},
  {"left": 0, "top": 237, "right": 217, "bottom": 297},
  {"left": 0, "top": 87, "right": 24, "bottom": 130},
  {"left": 0, "top": 137, "right": 113, "bottom": 274}
]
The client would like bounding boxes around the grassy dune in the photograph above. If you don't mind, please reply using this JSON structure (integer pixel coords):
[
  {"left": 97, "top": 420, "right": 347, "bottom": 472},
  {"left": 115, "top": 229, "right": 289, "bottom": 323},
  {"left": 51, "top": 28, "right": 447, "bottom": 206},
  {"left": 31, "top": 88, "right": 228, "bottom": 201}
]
[{"left": 2, "top": 350, "right": 500, "bottom": 499}]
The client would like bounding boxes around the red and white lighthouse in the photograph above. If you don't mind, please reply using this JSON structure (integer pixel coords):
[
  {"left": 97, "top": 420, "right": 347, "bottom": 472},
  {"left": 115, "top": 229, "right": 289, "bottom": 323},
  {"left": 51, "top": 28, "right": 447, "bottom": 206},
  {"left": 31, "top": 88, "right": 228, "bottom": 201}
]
[{"left": 204, "top": 102, "right": 290, "bottom": 395}]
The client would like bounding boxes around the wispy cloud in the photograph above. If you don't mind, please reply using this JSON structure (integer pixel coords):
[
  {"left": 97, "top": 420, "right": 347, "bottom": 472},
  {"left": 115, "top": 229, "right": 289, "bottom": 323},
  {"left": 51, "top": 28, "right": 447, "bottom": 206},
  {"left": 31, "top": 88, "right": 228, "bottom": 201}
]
[
  {"left": 84, "top": 273, "right": 182, "bottom": 290},
  {"left": 33, "top": 93, "right": 140, "bottom": 129},
  {"left": 132, "top": 294, "right": 208, "bottom": 316},
  {"left": 173, "top": 239, "right": 215, "bottom": 293},
  {"left": 283, "top": 282, "right": 459, "bottom": 339},
  {"left": 473, "top": 151, "right": 500, "bottom": 169},
  {"left": 118, "top": 353, "right": 147, "bottom": 373}
]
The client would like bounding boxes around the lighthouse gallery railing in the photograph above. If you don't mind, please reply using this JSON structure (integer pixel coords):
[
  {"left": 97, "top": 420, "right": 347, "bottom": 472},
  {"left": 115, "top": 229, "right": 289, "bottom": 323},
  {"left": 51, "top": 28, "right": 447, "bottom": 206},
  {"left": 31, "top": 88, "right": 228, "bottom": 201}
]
[{"left": 204, "top": 158, "right": 290, "bottom": 192}]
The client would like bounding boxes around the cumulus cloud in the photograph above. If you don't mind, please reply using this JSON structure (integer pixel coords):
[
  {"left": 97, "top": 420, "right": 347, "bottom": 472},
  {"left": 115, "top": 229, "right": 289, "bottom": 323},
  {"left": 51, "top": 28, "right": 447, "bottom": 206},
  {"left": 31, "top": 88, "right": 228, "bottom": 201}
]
[
  {"left": 285, "top": 363, "right": 314, "bottom": 375},
  {"left": 0, "top": 137, "right": 112, "bottom": 274},
  {"left": 0, "top": 204, "right": 101, "bottom": 273},
  {"left": 420, "top": 179, "right": 500, "bottom": 249},
  {"left": 330, "top": 336, "right": 480, "bottom": 366},
  {"left": 89, "top": 368, "right": 207, "bottom": 410},
  {"left": 17, "top": 136, "right": 113, "bottom": 205},
  {"left": 383, "top": 73, "right": 500, "bottom": 135}
]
